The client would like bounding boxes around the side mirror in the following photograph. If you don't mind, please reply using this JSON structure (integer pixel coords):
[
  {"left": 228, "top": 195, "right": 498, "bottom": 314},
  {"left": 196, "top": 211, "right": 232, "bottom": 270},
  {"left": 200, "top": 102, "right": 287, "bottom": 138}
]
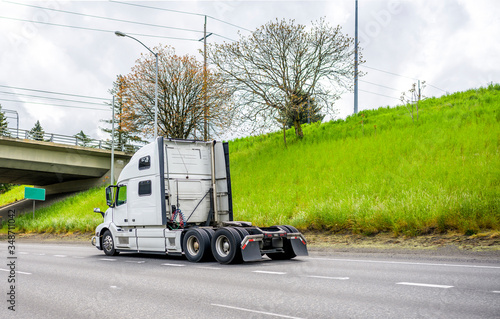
[
  {"left": 94, "top": 208, "right": 104, "bottom": 218},
  {"left": 105, "top": 186, "right": 115, "bottom": 207}
]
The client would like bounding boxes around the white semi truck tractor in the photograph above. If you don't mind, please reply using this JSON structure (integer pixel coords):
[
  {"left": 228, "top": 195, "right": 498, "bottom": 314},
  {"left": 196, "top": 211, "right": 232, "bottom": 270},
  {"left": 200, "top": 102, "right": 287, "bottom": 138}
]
[{"left": 92, "top": 137, "right": 308, "bottom": 264}]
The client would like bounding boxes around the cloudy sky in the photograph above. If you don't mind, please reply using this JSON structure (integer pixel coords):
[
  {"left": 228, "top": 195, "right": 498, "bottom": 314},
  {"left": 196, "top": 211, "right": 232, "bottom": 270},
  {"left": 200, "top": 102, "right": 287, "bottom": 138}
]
[{"left": 1, "top": 0, "right": 498, "bottom": 142}]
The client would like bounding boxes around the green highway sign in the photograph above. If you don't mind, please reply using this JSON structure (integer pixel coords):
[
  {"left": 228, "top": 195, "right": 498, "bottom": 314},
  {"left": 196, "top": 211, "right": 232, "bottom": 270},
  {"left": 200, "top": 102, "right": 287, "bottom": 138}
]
[{"left": 25, "top": 187, "right": 46, "bottom": 201}]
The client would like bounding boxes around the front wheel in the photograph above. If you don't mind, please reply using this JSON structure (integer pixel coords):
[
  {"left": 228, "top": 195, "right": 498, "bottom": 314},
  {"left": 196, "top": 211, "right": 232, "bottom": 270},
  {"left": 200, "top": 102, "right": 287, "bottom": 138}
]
[{"left": 102, "top": 230, "right": 119, "bottom": 256}]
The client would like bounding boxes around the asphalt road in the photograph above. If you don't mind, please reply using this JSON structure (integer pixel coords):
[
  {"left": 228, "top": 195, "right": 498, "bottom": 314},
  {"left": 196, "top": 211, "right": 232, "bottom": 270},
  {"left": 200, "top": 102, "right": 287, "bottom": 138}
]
[{"left": 1, "top": 242, "right": 499, "bottom": 318}]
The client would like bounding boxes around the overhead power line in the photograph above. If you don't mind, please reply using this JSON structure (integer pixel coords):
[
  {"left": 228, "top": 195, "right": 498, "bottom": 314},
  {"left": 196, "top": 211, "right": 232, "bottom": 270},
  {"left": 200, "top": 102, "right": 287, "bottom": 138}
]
[
  {"left": 427, "top": 83, "right": 447, "bottom": 93},
  {"left": 4, "top": 1, "right": 205, "bottom": 34},
  {"left": 359, "top": 80, "right": 400, "bottom": 92},
  {"left": 359, "top": 89, "right": 400, "bottom": 101},
  {"left": 362, "top": 65, "right": 418, "bottom": 81},
  {"left": 0, "top": 84, "right": 108, "bottom": 101},
  {"left": 0, "top": 91, "right": 108, "bottom": 107},
  {"left": 0, "top": 16, "right": 200, "bottom": 41},
  {"left": 110, "top": 0, "right": 253, "bottom": 32},
  {"left": 0, "top": 98, "right": 110, "bottom": 111},
  {"left": 362, "top": 65, "right": 447, "bottom": 94}
]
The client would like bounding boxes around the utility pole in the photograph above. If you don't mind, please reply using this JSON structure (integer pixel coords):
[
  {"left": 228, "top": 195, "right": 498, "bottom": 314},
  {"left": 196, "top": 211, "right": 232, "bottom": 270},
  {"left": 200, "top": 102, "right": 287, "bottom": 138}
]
[
  {"left": 199, "top": 16, "right": 212, "bottom": 141},
  {"left": 354, "top": 0, "right": 359, "bottom": 114}
]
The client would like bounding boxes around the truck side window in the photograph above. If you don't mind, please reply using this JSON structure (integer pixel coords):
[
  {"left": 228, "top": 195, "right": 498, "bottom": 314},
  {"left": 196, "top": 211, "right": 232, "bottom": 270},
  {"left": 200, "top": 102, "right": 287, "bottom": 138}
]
[
  {"left": 138, "top": 180, "right": 152, "bottom": 196},
  {"left": 139, "top": 156, "right": 151, "bottom": 170},
  {"left": 116, "top": 185, "right": 127, "bottom": 206}
]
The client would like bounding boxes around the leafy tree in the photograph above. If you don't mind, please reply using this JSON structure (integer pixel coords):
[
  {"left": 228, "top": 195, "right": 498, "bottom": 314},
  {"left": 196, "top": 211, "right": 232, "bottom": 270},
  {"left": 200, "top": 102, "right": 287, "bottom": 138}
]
[
  {"left": 29, "top": 120, "right": 45, "bottom": 141},
  {"left": 283, "top": 91, "right": 325, "bottom": 130},
  {"left": 121, "top": 45, "right": 234, "bottom": 140},
  {"left": 101, "top": 75, "right": 145, "bottom": 146},
  {"left": 74, "top": 130, "right": 93, "bottom": 147},
  {"left": 0, "top": 184, "right": 13, "bottom": 194},
  {"left": 207, "top": 18, "right": 362, "bottom": 141},
  {"left": 0, "top": 103, "right": 9, "bottom": 137}
]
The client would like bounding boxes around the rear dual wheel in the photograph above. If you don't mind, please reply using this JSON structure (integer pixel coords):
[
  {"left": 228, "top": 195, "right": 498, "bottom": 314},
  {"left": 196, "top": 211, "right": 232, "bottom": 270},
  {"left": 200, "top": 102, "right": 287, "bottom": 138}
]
[
  {"left": 183, "top": 229, "right": 213, "bottom": 262},
  {"left": 211, "top": 227, "right": 244, "bottom": 264}
]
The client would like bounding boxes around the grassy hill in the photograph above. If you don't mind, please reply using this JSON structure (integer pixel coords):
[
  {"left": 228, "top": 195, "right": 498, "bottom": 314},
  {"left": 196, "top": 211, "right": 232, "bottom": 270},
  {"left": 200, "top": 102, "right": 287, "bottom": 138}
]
[
  {"left": 230, "top": 84, "right": 500, "bottom": 235},
  {"left": 2, "top": 84, "right": 499, "bottom": 236}
]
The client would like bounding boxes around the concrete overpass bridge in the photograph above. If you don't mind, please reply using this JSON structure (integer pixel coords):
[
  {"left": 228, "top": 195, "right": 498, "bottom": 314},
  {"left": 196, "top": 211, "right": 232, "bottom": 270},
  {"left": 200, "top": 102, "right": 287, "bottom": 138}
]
[{"left": 0, "top": 132, "right": 136, "bottom": 195}]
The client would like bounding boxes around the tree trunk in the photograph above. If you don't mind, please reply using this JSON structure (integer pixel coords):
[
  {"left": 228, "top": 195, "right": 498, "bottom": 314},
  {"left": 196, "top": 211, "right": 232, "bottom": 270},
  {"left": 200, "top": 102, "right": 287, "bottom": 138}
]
[
  {"left": 283, "top": 123, "right": 287, "bottom": 148},
  {"left": 293, "top": 119, "right": 303, "bottom": 138}
]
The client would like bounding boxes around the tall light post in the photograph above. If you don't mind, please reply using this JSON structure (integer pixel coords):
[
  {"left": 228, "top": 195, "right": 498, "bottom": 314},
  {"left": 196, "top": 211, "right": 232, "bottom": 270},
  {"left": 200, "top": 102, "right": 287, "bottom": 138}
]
[
  {"left": 115, "top": 31, "right": 159, "bottom": 139},
  {"left": 354, "top": 0, "right": 359, "bottom": 114}
]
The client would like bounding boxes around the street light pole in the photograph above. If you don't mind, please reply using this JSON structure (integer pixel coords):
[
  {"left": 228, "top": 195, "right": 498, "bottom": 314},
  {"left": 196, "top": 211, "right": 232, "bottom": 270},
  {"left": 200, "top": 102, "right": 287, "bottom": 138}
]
[
  {"left": 115, "top": 31, "right": 159, "bottom": 139},
  {"left": 354, "top": 0, "right": 359, "bottom": 115}
]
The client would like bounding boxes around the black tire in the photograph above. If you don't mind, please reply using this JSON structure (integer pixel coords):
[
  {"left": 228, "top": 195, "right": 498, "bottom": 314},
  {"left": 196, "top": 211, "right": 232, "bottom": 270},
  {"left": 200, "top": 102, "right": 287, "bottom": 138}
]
[
  {"left": 282, "top": 225, "right": 299, "bottom": 233},
  {"left": 102, "top": 230, "right": 119, "bottom": 256},
  {"left": 183, "top": 229, "right": 211, "bottom": 263},
  {"left": 200, "top": 228, "right": 216, "bottom": 261},
  {"left": 211, "top": 227, "right": 243, "bottom": 264},
  {"left": 234, "top": 227, "right": 250, "bottom": 239},
  {"left": 266, "top": 225, "right": 296, "bottom": 260}
]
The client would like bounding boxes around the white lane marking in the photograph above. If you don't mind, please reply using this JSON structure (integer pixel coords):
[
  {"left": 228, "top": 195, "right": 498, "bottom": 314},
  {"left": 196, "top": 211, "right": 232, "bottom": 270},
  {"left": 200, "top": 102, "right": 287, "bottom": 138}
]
[
  {"left": 125, "top": 260, "right": 146, "bottom": 264},
  {"left": 99, "top": 258, "right": 117, "bottom": 261},
  {"left": 161, "top": 263, "right": 185, "bottom": 267},
  {"left": 36, "top": 254, "right": 45, "bottom": 256},
  {"left": 19, "top": 252, "right": 28, "bottom": 255},
  {"left": 196, "top": 266, "right": 222, "bottom": 270},
  {"left": 252, "top": 270, "right": 287, "bottom": 275},
  {"left": 211, "top": 304, "right": 304, "bottom": 319},
  {"left": 53, "top": 255, "right": 67, "bottom": 258},
  {"left": 306, "top": 275, "right": 349, "bottom": 280},
  {"left": 396, "top": 282, "right": 453, "bottom": 289},
  {"left": 312, "top": 257, "right": 500, "bottom": 270},
  {"left": 0, "top": 269, "right": 32, "bottom": 275},
  {"left": 492, "top": 291, "right": 500, "bottom": 293}
]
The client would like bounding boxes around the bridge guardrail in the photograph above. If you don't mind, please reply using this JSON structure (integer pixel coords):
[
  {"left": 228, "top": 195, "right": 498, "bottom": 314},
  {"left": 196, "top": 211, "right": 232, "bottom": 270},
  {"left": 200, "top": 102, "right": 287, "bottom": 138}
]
[{"left": 0, "top": 127, "right": 141, "bottom": 153}]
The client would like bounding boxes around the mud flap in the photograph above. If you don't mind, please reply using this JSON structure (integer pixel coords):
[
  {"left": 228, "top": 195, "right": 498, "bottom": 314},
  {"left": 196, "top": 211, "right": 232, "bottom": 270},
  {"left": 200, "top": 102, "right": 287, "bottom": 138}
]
[
  {"left": 290, "top": 238, "right": 308, "bottom": 256},
  {"left": 241, "top": 241, "right": 262, "bottom": 262}
]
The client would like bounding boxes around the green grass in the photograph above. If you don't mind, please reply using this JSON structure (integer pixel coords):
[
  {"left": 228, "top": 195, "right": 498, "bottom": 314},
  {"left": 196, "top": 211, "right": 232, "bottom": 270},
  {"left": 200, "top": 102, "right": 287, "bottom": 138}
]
[
  {"left": 0, "top": 185, "right": 31, "bottom": 207},
  {"left": 1, "top": 187, "right": 108, "bottom": 234},
  {"left": 230, "top": 84, "right": 500, "bottom": 235},
  {"left": 1, "top": 84, "right": 499, "bottom": 235}
]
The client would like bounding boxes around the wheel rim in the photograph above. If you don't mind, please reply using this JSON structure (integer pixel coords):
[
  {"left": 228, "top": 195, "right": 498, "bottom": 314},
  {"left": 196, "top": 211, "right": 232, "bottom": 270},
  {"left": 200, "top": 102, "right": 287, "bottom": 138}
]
[
  {"left": 186, "top": 235, "right": 200, "bottom": 256},
  {"left": 215, "top": 235, "right": 230, "bottom": 258},
  {"left": 103, "top": 235, "right": 113, "bottom": 252}
]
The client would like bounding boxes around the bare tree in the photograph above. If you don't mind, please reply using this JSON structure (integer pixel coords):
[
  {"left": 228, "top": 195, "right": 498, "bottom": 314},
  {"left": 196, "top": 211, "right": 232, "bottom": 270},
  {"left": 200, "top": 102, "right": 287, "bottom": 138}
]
[
  {"left": 122, "top": 45, "right": 234, "bottom": 140},
  {"left": 400, "top": 81, "right": 426, "bottom": 122},
  {"left": 207, "top": 18, "right": 362, "bottom": 140}
]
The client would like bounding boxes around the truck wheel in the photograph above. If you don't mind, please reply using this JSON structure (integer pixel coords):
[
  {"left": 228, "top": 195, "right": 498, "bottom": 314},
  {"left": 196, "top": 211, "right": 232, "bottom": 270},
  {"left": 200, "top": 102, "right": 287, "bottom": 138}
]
[
  {"left": 102, "top": 230, "right": 119, "bottom": 256},
  {"left": 183, "top": 229, "right": 211, "bottom": 263},
  {"left": 201, "top": 228, "right": 216, "bottom": 261},
  {"left": 211, "top": 227, "right": 243, "bottom": 264},
  {"left": 282, "top": 225, "right": 299, "bottom": 233},
  {"left": 266, "top": 226, "right": 296, "bottom": 260},
  {"left": 234, "top": 227, "right": 250, "bottom": 238}
]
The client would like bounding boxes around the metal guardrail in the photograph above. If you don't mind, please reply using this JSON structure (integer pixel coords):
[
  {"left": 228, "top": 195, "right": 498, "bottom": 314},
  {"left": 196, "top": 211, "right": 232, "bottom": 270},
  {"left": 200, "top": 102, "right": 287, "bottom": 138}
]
[{"left": 0, "top": 127, "right": 141, "bottom": 153}]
